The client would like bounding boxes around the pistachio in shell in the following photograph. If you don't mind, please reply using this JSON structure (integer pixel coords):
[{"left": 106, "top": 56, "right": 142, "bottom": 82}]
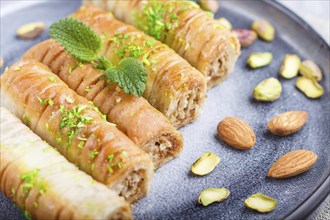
[
  {"left": 253, "top": 78, "right": 282, "bottom": 101},
  {"left": 247, "top": 52, "right": 273, "bottom": 68},
  {"left": 296, "top": 76, "right": 324, "bottom": 99},
  {"left": 299, "top": 60, "right": 322, "bottom": 81},
  {"left": 191, "top": 152, "right": 220, "bottom": 176},
  {"left": 244, "top": 193, "right": 277, "bottom": 213},
  {"left": 198, "top": 188, "right": 230, "bottom": 206},
  {"left": 279, "top": 54, "right": 301, "bottom": 79},
  {"left": 16, "top": 22, "right": 45, "bottom": 40},
  {"left": 251, "top": 20, "right": 275, "bottom": 42}
]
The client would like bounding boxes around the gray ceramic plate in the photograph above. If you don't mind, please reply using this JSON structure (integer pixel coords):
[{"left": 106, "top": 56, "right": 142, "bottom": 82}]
[{"left": 1, "top": 1, "right": 329, "bottom": 219}]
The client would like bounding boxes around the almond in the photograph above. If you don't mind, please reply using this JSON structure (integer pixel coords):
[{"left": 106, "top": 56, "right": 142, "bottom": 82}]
[
  {"left": 268, "top": 150, "right": 317, "bottom": 178},
  {"left": 268, "top": 111, "right": 308, "bottom": 136},
  {"left": 217, "top": 117, "right": 256, "bottom": 150}
]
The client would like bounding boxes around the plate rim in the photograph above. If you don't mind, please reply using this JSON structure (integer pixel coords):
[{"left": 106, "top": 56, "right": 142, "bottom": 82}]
[
  {"left": 0, "top": 0, "right": 329, "bottom": 219},
  {"left": 262, "top": 1, "right": 330, "bottom": 219}
]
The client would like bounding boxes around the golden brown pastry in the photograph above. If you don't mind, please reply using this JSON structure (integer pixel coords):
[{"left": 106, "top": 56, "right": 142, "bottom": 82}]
[
  {"left": 69, "top": 5, "right": 207, "bottom": 128},
  {"left": 0, "top": 107, "right": 132, "bottom": 220},
  {"left": 0, "top": 60, "right": 153, "bottom": 202},
  {"left": 23, "top": 39, "right": 184, "bottom": 168},
  {"left": 83, "top": 1, "right": 241, "bottom": 88}
]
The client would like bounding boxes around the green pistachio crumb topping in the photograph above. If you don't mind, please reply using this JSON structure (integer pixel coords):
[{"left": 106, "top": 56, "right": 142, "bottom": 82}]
[
  {"left": 37, "top": 97, "right": 54, "bottom": 106},
  {"left": 23, "top": 116, "right": 30, "bottom": 124},
  {"left": 134, "top": 1, "right": 196, "bottom": 41},
  {"left": 59, "top": 105, "right": 93, "bottom": 147},
  {"left": 89, "top": 149, "right": 99, "bottom": 159},
  {"left": 20, "top": 169, "right": 47, "bottom": 196},
  {"left": 108, "top": 154, "right": 114, "bottom": 163},
  {"left": 23, "top": 210, "right": 32, "bottom": 220},
  {"left": 49, "top": 76, "right": 56, "bottom": 82}
]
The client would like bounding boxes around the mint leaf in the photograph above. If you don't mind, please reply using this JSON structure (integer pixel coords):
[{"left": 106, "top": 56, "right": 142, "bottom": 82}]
[
  {"left": 105, "top": 58, "right": 147, "bottom": 97},
  {"left": 95, "top": 55, "right": 114, "bottom": 70},
  {"left": 49, "top": 18, "right": 103, "bottom": 62}
]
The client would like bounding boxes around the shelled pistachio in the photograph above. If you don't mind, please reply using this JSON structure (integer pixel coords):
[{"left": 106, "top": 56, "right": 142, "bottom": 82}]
[
  {"left": 17, "top": 22, "right": 45, "bottom": 39},
  {"left": 251, "top": 19, "right": 275, "bottom": 42},
  {"left": 253, "top": 78, "right": 282, "bottom": 101},
  {"left": 198, "top": 0, "right": 219, "bottom": 13},
  {"left": 233, "top": 29, "right": 257, "bottom": 48},
  {"left": 296, "top": 76, "right": 324, "bottom": 99},
  {"left": 247, "top": 52, "right": 272, "bottom": 68},
  {"left": 299, "top": 60, "right": 322, "bottom": 81},
  {"left": 198, "top": 188, "right": 230, "bottom": 206},
  {"left": 0, "top": 56, "right": 3, "bottom": 69},
  {"left": 218, "top": 18, "right": 232, "bottom": 30},
  {"left": 279, "top": 54, "right": 301, "bottom": 79},
  {"left": 244, "top": 193, "right": 277, "bottom": 213},
  {"left": 191, "top": 152, "right": 220, "bottom": 176}
]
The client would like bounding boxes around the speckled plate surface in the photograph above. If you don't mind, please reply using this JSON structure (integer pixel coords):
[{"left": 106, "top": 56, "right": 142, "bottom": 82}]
[{"left": 1, "top": 1, "right": 329, "bottom": 219}]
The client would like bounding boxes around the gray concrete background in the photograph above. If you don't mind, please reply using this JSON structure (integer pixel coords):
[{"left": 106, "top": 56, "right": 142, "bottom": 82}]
[{"left": 277, "top": 0, "right": 330, "bottom": 44}]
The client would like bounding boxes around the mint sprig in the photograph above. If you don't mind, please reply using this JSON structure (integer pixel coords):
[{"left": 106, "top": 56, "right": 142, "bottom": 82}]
[
  {"left": 106, "top": 58, "right": 147, "bottom": 97},
  {"left": 49, "top": 18, "right": 147, "bottom": 97},
  {"left": 49, "top": 18, "right": 103, "bottom": 62}
]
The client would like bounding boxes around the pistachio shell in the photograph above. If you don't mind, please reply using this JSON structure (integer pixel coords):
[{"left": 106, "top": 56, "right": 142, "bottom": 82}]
[
  {"left": 247, "top": 52, "right": 272, "bottom": 68},
  {"left": 296, "top": 76, "right": 324, "bottom": 99},
  {"left": 279, "top": 54, "right": 301, "bottom": 79},
  {"left": 191, "top": 152, "right": 220, "bottom": 176},
  {"left": 17, "top": 22, "right": 45, "bottom": 40},
  {"left": 251, "top": 20, "right": 275, "bottom": 42},
  {"left": 218, "top": 18, "right": 232, "bottom": 30},
  {"left": 198, "top": 188, "right": 230, "bottom": 206},
  {"left": 299, "top": 60, "right": 322, "bottom": 81},
  {"left": 253, "top": 78, "right": 282, "bottom": 101},
  {"left": 244, "top": 193, "right": 277, "bottom": 213}
]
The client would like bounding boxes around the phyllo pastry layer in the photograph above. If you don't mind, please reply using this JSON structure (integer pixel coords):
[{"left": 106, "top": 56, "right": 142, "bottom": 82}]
[
  {"left": 0, "top": 60, "right": 153, "bottom": 202},
  {"left": 24, "top": 39, "right": 184, "bottom": 168},
  {"left": 0, "top": 107, "right": 132, "bottom": 219},
  {"left": 83, "top": 1, "right": 241, "bottom": 88},
  {"left": 71, "top": 5, "right": 207, "bottom": 128}
]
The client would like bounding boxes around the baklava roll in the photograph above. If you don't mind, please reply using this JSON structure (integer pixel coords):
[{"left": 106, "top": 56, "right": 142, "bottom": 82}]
[
  {"left": 24, "top": 39, "right": 183, "bottom": 168},
  {"left": 71, "top": 5, "right": 207, "bottom": 128},
  {"left": 0, "top": 60, "right": 153, "bottom": 202},
  {"left": 83, "top": 1, "right": 241, "bottom": 88},
  {"left": 0, "top": 107, "right": 132, "bottom": 220}
]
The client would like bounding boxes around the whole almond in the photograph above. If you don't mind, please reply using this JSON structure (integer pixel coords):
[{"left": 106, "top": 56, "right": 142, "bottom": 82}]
[
  {"left": 268, "top": 150, "right": 317, "bottom": 178},
  {"left": 217, "top": 117, "right": 256, "bottom": 150},
  {"left": 268, "top": 111, "right": 308, "bottom": 136}
]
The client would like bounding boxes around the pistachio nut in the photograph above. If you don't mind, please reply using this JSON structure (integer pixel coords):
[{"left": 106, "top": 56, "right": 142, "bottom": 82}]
[
  {"left": 279, "top": 54, "right": 301, "bottom": 79},
  {"left": 233, "top": 29, "right": 257, "bottom": 48},
  {"left": 191, "top": 152, "right": 220, "bottom": 176},
  {"left": 296, "top": 76, "right": 324, "bottom": 99},
  {"left": 247, "top": 52, "right": 273, "bottom": 68},
  {"left": 299, "top": 60, "right": 322, "bottom": 81},
  {"left": 0, "top": 56, "right": 3, "bottom": 69},
  {"left": 253, "top": 78, "right": 282, "bottom": 101},
  {"left": 198, "top": 0, "right": 219, "bottom": 13},
  {"left": 251, "top": 20, "right": 275, "bottom": 42},
  {"left": 198, "top": 188, "right": 230, "bottom": 206},
  {"left": 17, "top": 22, "right": 45, "bottom": 40},
  {"left": 244, "top": 193, "right": 277, "bottom": 213},
  {"left": 218, "top": 18, "right": 232, "bottom": 30}
]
